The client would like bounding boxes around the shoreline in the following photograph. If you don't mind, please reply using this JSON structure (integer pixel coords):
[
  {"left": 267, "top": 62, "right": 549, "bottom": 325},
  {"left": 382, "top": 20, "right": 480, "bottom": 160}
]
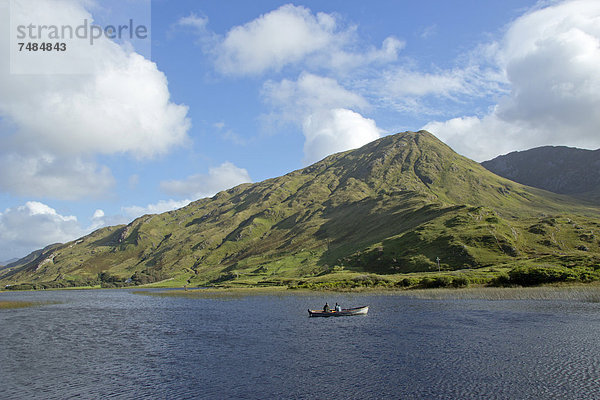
[
  {"left": 134, "top": 283, "right": 600, "bottom": 301},
  {"left": 4, "top": 280, "right": 600, "bottom": 302},
  {"left": 3, "top": 285, "right": 600, "bottom": 304}
]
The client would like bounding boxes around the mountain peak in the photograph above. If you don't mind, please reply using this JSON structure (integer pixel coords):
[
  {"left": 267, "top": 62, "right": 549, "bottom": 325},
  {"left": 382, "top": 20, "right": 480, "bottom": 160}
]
[{"left": 2, "top": 131, "right": 598, "bottom": 288}]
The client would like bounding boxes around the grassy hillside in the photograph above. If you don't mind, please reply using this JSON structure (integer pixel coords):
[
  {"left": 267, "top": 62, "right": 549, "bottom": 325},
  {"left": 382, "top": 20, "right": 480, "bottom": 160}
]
[{"left": 2, "top": 131, "right": 599, "bottom": 289}]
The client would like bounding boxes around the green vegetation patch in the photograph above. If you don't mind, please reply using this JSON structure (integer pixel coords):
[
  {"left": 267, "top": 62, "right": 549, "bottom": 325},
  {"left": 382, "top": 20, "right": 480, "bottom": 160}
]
[
  {"left": 0, "top": 300, "right": 57, "bottom": 309},
  {"left": 491, "top": 264, "right": 600, "bottom": 287}
]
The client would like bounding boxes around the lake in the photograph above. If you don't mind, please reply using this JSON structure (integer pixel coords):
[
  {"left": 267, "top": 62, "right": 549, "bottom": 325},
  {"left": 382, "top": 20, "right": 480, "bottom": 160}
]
[{"left": 1, "top": 289, "right": 599, "bottom": 399}]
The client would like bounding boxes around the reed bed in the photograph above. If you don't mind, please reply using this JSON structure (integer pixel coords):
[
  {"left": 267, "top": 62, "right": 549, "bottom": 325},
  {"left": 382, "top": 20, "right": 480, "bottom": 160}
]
[
  {"left": 0, "top": 300, "right": 60, "bottom": 309},
  {"left": 402, "top": 286, "right": 600, "bottom": 302},
  {"left": 0, "top": 300, "right": 38, "bottom": 309},
  {"left": 135, "top": 285, "right": 600, "bottom": 303}
]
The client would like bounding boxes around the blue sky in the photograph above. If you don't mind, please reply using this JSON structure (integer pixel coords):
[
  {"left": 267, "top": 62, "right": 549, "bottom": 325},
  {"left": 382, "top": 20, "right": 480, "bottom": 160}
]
[{"left": 1, "top": 0, "right": 599, "bottom": 261}]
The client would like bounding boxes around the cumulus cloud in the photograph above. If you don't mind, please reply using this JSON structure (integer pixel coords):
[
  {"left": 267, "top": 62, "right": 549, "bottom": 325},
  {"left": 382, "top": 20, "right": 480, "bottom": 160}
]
[
  {"left": 0, "top": 202, "right": 100, "bottom": 260},
  {"left": 496, "top": 0, "right": 600, "bottom": 138},
  {"left": 262, "top": 72, "right": 381, "bottom": 163},
  {"left": 208, "top": 4, "right": 402, "bottom": 76},
  {"left": 0, "top": 154, "right": 115, "bottom": 200},
  {"left": 423, "top": 114, "right": 520, "bottom": 161},
  {"left": 262, "top": 72, "right": 368, "bottom": 124},
  {"left": 214, "top": 4, "right": 339, "bottom": 75},
  {"left": 160, "top": 162, "right": 252, "bottom": 199},
  {"left": 424, "top": 0, "right": 600, "bottom": 160},
  {"left": 302, "top": 108, "right": 381, "bottom": 164},
  {"left": 190, "top": 4, "right": 404, "bottom": 165},
  {"left": 3, "top": 53, "right": 190, "bottom": 158},
  {"left": 0, "top": 0, "right": 190, "bottom": 199}
]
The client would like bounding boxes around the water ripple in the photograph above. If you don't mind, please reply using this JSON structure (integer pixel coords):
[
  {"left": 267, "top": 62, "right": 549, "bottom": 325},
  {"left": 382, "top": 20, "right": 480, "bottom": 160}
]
[{"left": 1, "top": 290, "right": 600, "bottom": 398}]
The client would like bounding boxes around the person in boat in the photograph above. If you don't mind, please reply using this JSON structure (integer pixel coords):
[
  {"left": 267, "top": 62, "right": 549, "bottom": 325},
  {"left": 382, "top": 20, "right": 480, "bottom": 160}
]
[
  {"left": 335, "top": 303, "right": 342, "bottom": 312},
  {"left": 323, "top": 302, "right": 330, "bottom": 312}
]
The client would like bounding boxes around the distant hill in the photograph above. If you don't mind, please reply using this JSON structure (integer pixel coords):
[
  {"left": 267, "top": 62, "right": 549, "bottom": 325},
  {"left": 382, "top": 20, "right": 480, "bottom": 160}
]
[
  {"left": 482, "top": 146, "right": 600, "bottom": 203},
  {"left": 5, "top": 246, "right": 61, "bottom": 267},
  {"left": 0, "top": 245, "right": 61, "bottom": 274},
  {"left": 2, "top": 131, "right": 599, "bottom": 288},
  {"left": 0, "top": 258, "right": 19, "bottom": 272}
]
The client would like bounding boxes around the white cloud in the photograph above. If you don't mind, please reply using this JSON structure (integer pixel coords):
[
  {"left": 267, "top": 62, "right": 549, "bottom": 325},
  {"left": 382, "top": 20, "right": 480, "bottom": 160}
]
[
  {"left": 172, "top": 12, "right": 217, "bottom": 49},
  {"left": 2, "top": 52, "right": 190, "bottom": 159},
  {"left": 81, "top": 199, "right": 195, "bottom": 231},
  {"left": 370, "top": 55, "right": 506, "bottom": 115},
  {"left": 99, "top": 161, "right": 252, "bottom": 230},
  {"left": 0, "top": 196, "right": 204, "bottom": 260},
  {"left": 379, "top": 67, "right": 478, "bottom": 99},
  {"left": 121, "top": 199, "right": 192, "bottom": 219},
  {"left": 302, "top": 108, "right": 381, "bottom": 164},
  {"left": 215, "top": 4, "right": 339, "bottom": 75},
  {"left": 176, "top": 13, "right": 209, "bottom": 30},
  {"left": 160, "top": 162, "right": 252, "bottom": 199},
  {"left": 210, "top": 4, "right": 402, "bottom": 76},
  {"left": 311, "top": 36, "right": 405, "bottom": 72},
  {"left": 495, "top": 0, "right": 600, "bottom": 139},
  {"left": 0, "top": 0, "right": 190, "bottom": 199},
  {"left": 423, "top": 114, "right": 523, "bottom": 161},
  {"left": 92, "top": 209, "right": 105, "bottom": 219},
  {"left": 262, "top": 72, "right": 368, "bottom": 124},
  {"left": 88, "top": 209, "right": 108, "bottom": 231},
  {"left": 419, "top": 24, "right": 437, "bottom": 39},
  {"left": 103, "top": 160, "right": 252, "bottom": 224},
  {"left": 424, "top": 0, "right": 600, "bottom": 160},
  {"left": 0, "top": 202, "right": 99, "bottom": 260},
  {"left": 0, "top": 154, "right": 115, "bottom": 200},
  {"left": 262, "top": 73, "right": 380, "bottom": 163}
]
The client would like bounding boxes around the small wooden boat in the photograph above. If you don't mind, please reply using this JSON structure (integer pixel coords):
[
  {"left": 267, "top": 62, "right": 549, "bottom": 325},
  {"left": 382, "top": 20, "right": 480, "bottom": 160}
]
[{"left": 308, "top": 306, "right": 369, "bottom": 317}]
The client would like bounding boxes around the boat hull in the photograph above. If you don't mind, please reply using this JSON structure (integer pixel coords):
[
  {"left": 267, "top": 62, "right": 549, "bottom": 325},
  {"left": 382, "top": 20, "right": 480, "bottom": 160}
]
[{"left": 308, "top": 306, "right": 369, "bottom": 317}]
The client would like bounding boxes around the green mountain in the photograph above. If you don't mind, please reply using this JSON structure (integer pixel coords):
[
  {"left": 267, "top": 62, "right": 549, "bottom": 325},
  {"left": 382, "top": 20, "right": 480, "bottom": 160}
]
[
  {"left": 482, "top": 146, "right": 600, "bottom": 204},
  {"left": 2, "top": 131, "right": 599, "bottom": 288}
]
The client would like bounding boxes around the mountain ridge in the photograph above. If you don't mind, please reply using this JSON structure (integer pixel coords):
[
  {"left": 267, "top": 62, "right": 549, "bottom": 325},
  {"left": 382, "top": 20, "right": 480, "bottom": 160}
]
[{"left": 482, "top": 146, "right": 600, "bottom": 203}]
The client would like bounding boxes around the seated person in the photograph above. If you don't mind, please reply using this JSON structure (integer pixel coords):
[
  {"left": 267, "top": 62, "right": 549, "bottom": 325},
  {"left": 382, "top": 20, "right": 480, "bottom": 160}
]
[
  {"left": 335, "top": 303, "right": 342, "bottom": 312},
  {"left": 323, "top": 302, "right": 330, "bottom": 312}
]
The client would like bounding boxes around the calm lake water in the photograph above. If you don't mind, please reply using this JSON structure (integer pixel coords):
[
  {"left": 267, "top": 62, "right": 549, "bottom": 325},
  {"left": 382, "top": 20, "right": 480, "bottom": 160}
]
[{"left": 1, "top": 289, "right": 600, "bottom": 399}]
